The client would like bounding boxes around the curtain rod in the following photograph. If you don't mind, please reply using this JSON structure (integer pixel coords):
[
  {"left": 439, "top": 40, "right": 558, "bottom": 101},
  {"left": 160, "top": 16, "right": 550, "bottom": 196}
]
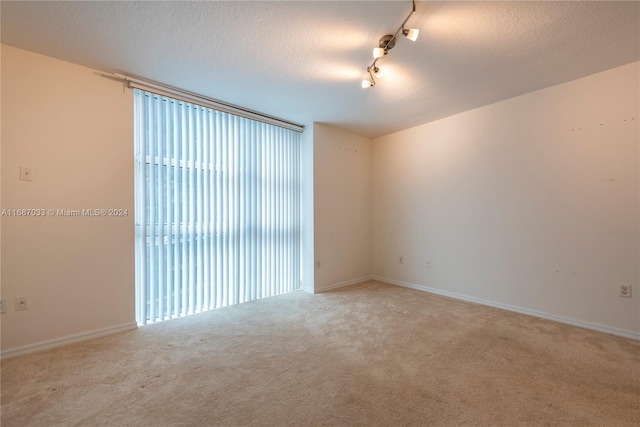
[{"left": 103, "top": 72, "right": 305, "bottom": 133}]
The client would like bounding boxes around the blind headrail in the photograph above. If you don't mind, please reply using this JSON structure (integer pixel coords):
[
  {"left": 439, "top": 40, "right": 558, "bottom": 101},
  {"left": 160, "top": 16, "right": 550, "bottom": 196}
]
[{"left": 105, "top": 72, "right": 305, "bottom": 133}]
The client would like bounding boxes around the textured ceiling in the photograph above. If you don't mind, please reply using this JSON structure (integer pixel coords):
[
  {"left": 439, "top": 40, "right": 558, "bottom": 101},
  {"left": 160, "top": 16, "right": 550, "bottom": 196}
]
[{"left": 1, "top": 1, "right": 639, "bottom": 138}]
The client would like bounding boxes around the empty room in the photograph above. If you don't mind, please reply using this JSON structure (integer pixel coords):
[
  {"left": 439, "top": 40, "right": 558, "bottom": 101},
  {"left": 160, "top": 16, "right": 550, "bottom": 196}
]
[{"left": 1, "top": 1, "right": 638, "bottom": 426}]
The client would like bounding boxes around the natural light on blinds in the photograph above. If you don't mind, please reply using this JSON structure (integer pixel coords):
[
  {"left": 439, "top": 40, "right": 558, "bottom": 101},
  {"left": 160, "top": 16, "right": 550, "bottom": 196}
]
[{"left": 134, "top": 89, "right": 301, "bottom": 325}]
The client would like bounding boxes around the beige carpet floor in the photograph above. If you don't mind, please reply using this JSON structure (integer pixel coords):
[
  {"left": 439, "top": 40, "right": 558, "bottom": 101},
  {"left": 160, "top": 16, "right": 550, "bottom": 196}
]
[{"left": 1, "top": 280, "right": 639, "bottom": 426}]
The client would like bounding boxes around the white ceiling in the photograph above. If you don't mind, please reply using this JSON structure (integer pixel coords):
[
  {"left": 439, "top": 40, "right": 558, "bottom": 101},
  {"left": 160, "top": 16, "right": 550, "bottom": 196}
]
[{"left": 2, "top": 1, "right": 639, "bottom": 138}]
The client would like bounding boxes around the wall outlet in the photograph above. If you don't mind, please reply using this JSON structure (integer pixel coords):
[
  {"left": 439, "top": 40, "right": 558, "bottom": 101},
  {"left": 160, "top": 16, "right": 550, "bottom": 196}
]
[
  {"left": 619, "top": 285, "right": 632, "bottom": 298},
  {"left": 399, "top": 256, "right": 404, "bottom": 265},
  {"left": 15, "top": 297, "right": 29, "bottom": 311},
  {"left": 0, "top": 299, "right": 6, "bottom": 314}
]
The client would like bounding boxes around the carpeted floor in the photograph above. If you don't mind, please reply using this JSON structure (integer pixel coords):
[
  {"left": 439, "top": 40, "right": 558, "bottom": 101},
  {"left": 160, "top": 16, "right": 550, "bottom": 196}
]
[{"left": 1, "top": 280, "right": 639, "bottom": 426}]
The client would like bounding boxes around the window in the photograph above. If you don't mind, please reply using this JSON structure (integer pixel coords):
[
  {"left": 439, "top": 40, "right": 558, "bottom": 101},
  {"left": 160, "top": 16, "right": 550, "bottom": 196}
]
[{"left": 134, "top": 90, "right": 301, "bottom": 325}]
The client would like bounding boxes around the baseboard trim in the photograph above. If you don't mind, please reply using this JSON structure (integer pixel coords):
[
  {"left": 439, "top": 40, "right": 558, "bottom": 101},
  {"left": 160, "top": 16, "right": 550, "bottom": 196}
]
[
  {"left": 1, "top": 322, "right": 138, "bottom": 360},
  {"left": 373, "top": 276, "right": 640, "bottom": 341},
  {"left": 315, "top": 276, "right": 372, "bottom": 293}
]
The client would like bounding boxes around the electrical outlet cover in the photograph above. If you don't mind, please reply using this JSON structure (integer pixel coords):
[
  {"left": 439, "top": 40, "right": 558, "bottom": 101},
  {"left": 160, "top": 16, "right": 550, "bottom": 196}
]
[
  {"left": 15, "top": 297, "right": 28, "bottom": 311},
  {"left": 620, "top": 285, "right": 632, "bottom": 298}
]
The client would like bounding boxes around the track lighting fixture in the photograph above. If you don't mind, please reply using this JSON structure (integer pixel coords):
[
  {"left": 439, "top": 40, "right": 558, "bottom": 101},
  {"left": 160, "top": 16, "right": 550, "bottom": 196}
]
[
  {"left": 362, "top": 0, "right": 419, "bottom": 88},
  {"left": 403, "top": 27, "right": 419, "bottom": 42},
  {"left": 362, "top": 65, "right": 376, "bottom": 88}
]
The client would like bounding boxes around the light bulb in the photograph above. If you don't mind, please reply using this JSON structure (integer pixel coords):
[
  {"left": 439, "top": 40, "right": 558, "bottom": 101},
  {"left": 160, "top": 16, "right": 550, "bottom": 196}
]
[
  {"left": 361, "top": 79, "right": 373, "bottom": 89},
  {"left": 373, "top": 47, "right": 385, "bottom": 59},
  {"left": 404, "top": 28, "right": 419, "bottom": 42},
  {"left": 373, "top": 66, "right": 383, "bottom": 78}
]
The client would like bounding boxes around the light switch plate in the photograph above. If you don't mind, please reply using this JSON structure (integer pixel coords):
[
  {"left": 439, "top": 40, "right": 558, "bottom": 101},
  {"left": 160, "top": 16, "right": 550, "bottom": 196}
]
[{"left": 20, "top": 166, "right": 33, "bottom": 181}]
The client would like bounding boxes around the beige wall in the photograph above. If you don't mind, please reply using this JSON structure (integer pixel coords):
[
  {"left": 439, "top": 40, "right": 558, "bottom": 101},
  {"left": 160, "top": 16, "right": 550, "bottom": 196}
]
[
  {"left": 1, "top": 45, "right": 136, "bottom": 355},
  {"left": 2, "top": 44, "right": 637, "bottom": 356},
  {"left": 0, "top": 45, "right": 369, "bottom": 355},
  {"left": 300, "top": 123, "right": 315, "bottom": 293},
  {"left": 371, "top": 62, "right": 640, "bottom": 337},
  {"left": 313, "top": 123, "right": 371, "bottom": 291}
]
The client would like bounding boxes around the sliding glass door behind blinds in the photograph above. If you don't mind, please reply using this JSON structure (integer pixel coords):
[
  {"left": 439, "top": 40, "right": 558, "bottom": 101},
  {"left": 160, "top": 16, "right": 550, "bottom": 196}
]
[{"left": 134, "top": 89, "right": 301, "bottom": 325}]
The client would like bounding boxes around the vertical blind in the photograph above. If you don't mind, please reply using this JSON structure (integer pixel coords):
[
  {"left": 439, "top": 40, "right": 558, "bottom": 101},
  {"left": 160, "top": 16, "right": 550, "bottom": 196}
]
[{"left": 134, "top": 89, "right": 301, "bottom": 325}]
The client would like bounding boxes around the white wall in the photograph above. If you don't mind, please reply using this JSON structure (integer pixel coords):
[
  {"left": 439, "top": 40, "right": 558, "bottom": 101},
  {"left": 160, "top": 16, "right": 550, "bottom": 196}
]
[
  {"left": 314, "top": 123, "right": 371, "bottom": 291},
  {"left": 372, "top": 62, "right": 640, "bottom": 337},
  {"left": 0, "top": 45, "right": 365, "bottom": 355},
  {"left": 2, "top": 43, "right": 637, "bottom": 356},
  {"left": 1, "top": 45, "right": 136, "bottom": 356},
  {"left": 300, "top": 123, "right": 315, "bottom": 293}
]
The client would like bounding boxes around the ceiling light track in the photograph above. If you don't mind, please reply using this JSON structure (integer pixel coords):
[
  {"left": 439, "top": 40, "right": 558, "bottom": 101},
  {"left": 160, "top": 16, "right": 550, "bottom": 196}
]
[{"left": 362, "top": 0, "right": 420, "bottom": 88}]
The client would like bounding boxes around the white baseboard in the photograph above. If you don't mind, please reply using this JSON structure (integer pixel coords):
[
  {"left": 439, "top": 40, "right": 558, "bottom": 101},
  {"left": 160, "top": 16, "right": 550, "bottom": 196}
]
[
  {"left": 1, "top": 322, "right": 138, "bottom": 360},
  {"left": 373, "top": 276, "right": 640, "bottom": 341},
  {"left": 315, "top": 276, "right": 372, "bottom": 293}
]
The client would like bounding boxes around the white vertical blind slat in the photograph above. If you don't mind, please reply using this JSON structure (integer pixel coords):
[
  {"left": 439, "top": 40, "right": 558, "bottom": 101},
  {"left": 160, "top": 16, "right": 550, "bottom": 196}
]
[
  {"left": 172, "top": 101, "right": 181, "bottom": 317},
  {"left": 164, "top": 100, "right": 173, "bottom": 320},
  {"left": 180, "top": 103, "right": 189, "bottom": 316},
  {"left": 134, "top": 91, "right": 148, "bottom": 325},
  {"left": 196, "top": 107, "right": 204, "bottom": 313},
  {"left": 250, "top": 121, "right": 258, "bottom": 301},
  {"left": 215, "top": 111, "right": 222, "bottom": 309},
  {"left": 148, "top": 95, "right": 158, "bottom": 323},
  {"left": 222, "top": 114, "right": 229, "bottom": 307},
  {"left": 157, "top": 98, "right": 166, "bottom": 321},
  {"left": 232, "top": 116, "right": 240, "bottom": 305}
]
